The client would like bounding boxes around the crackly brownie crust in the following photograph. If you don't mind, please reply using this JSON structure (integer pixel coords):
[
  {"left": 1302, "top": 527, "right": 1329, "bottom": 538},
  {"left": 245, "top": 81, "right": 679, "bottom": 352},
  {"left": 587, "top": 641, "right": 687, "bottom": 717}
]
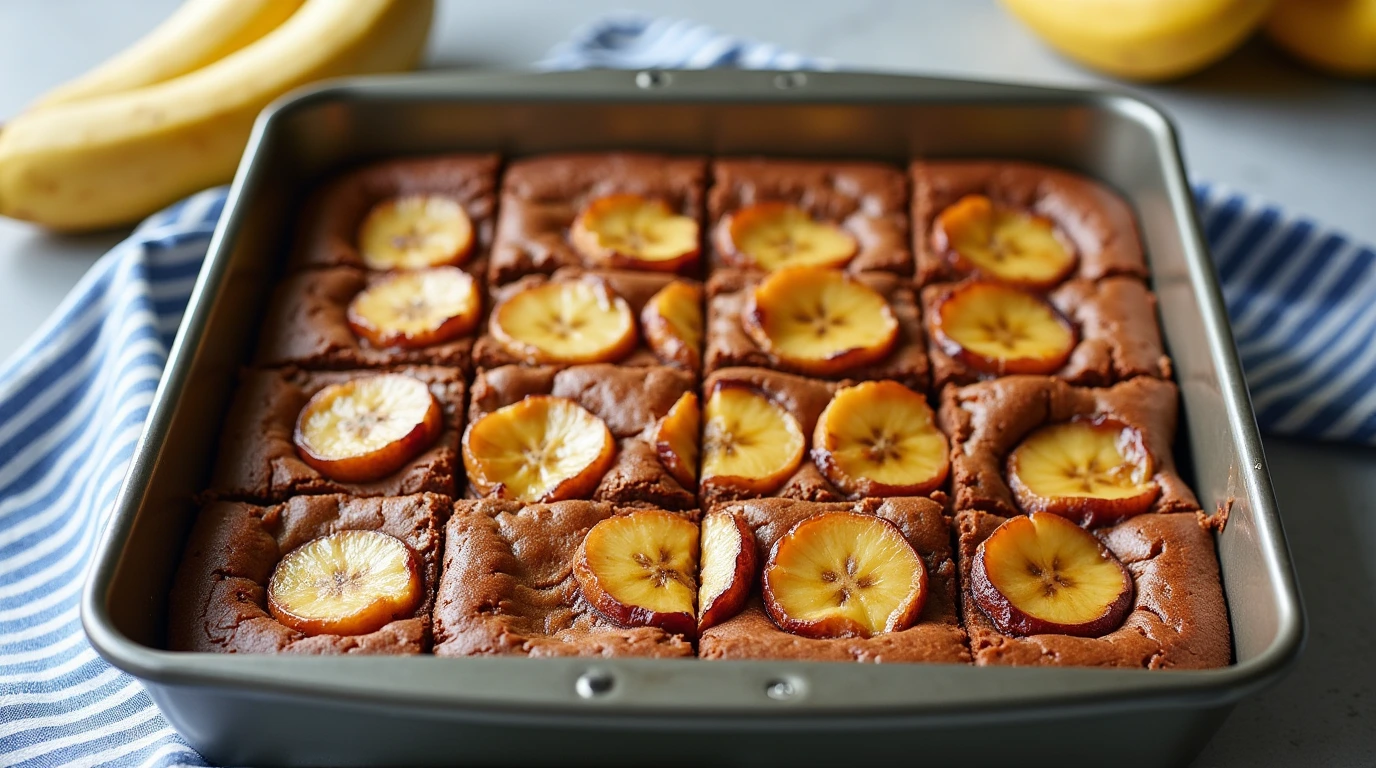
[
  {"left": 939, "top": 376, "right": 1198, "bottom": 516},
  {"left": 433, "top": 499, "right": 697, "bottom": 657},
  {"left": 956, "top": 509, "right": 1230, "bottom": 668},
  {"left": 167, "top": 493, "right": 446, "bottom": 654},
  {"left": 699, "top": 497, "right": 968, "bottom": 663},
  {"left": 705, "top": 269, "right": 929, "bottom": 389},
  {"left": 209, "top": 366, "right": 463, "bottom": 502},
  {"left": 708, "top": 158, "right": 912, "bottom": 275},
  {"left": 467, "top": 364, "right": 697, "bottom": 509},
  {"left": 288, "top": 153, "right": 499, "bottom": 273},
  {"left": 255, "top": 267, "right": 477, "bottom": 371},
  {"left": 473, "top": 267, "right": 702, "bottom": 373},
  {"left": 923, "top": 277, "right": 1171, "bottom": 388},
  {"left": 489, "top": 153, "right": 707, "bottom": 285},
  {"left": 911, "top": 160, "right": 1147, "bottom": 286}
]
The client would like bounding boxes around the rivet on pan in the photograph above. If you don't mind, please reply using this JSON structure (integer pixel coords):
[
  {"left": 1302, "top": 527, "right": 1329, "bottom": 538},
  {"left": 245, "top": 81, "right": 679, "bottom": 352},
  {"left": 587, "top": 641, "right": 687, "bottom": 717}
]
[
  {"left": 635, "top": 70, "right": 672, "bottom": 89},
  {"left": 575, "top": 669, "right": 615, "bottom": 699},
  {"left": 765, "top": 679, "right": 797, "bottom": 701},
  {"left": 773, "top": 72, "right": 808, "bottom": 89}
]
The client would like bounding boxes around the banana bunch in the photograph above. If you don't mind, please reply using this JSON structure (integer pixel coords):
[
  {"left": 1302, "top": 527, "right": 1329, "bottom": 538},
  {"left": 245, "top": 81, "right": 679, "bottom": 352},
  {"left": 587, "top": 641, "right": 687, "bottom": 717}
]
[
  {"left": 0, "top": 0, "right": 434, "bottom": 232},
  {"left": 1000, "top": 0, "right": 1376, "bottom": 81}
]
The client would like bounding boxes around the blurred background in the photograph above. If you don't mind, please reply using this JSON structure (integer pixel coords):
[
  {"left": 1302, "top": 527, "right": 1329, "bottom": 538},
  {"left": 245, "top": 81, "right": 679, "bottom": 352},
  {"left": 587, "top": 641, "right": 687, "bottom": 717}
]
[{"left": 0, "top": 2, "right": 1372, "bottom": 766}]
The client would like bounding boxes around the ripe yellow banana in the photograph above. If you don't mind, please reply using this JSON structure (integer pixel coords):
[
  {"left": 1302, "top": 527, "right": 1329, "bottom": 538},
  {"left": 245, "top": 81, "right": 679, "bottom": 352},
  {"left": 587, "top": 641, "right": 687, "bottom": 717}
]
[
  {"left": 1267, "top": 0, "right": 1376, "bottom": 77},
  {"left": 32, "top": 0, "right": 306, "bottom": 109},
  {"left": 1000, "top": 0, "right": 1275, "bottom": 81},
  {"left": 0, "top": 0, "right": 433, "bottom": 232}
]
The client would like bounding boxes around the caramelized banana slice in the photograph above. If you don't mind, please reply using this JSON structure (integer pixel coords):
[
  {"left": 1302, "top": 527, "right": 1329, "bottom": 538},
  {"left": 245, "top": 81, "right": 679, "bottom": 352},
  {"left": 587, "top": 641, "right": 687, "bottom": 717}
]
[
  {"left": 267, "top": 530, "right": 423, "bottom": 637},
  {"left": 972, "top": 512, "right": 1134, "bottom": 638},
  {"left": 575, "top": 509, "right": 700, "bottom": 636},
  {"left": 358, "top": 195, "right": 474, "bottom": 270},
  {"left": 1007, "top": 417, "right": 1160, "bottom": 526},
  {"left": 642, "top": 280, "right": 704, "bottom": 370},
  {"left": 697, "top": 509, "right": 756, "bottom": 633},
  {"left": 293, "top": 374, "right": 443, "bottom": 483},
  {"left": 701, "top": 383, "right": 805, "bottom": 498},
  {"left": 727, "top": 202, "right": 857, "bottom": 271},
  {"left": 813, "top": 381, "right": 949, "bottom": 497},
  {"left": 933, "top": 194, "right": 1076, "bottom": 290},
  {"left": 571, "top": 194, "right": 700, "bottom": 272},
  {"left": 744, "top": 266, "right": 898, "bottom": 376},
  {"left": 462, "top": 396, "right": 616, "bottom": 503},
  {"left": 931, "top": 281, "right": 1076, "bottom": 375},
  {"left": 491, "top": 278, "right": 637, "bottom": 365},
  {"left": 347, "top": 267, "right": 481, "bottom": 349},
  {"left": 654, "top": 391, "right": 701, "bottom": 490},
  {"left": 763, "top": 511, "right": 928, "bottom": 639}
]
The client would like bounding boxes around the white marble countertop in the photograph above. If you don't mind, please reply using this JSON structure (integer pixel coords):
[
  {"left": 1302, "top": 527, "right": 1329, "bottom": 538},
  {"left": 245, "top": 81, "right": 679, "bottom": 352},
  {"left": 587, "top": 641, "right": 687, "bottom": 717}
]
[{"left": 2, "top": 1, "right": 1373, "bottom": 765}]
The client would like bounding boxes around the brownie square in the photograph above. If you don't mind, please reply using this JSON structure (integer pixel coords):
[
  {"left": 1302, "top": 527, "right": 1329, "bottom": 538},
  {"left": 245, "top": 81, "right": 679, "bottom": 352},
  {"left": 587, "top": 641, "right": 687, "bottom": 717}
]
[
  {"left": 705, "top": 269, "right": 929, "bottom": 389},
  {"left": 708, "top": 158, "right": 912, "bottom": 275},
  {"left": 938, "top": 376, "right": 1198, "bottom": 516},
  {"left": 467, "top": 364, "right": 697, "bottom": 510},
  {"left": 167, "top": 493, "right": 446, "bottom": 654},
  {"left": 922, "top": 276, "right": 1171, "bottom": 388},
  {"left": 489, "top": 153, "right": 707, "bottom": 285},
  {"left": 288, "top": 153, "right": 498, "bottom": 274},
  {"left": 474, "top": 267, "right": 702, "bottom": 374},
  {"left": 911, "top": 160, "right": 1148, "bottom": 287},
  {"left": 700, "top": 367, "right": 860, "bottom": 508},
  {"left": 433, "top": 499, "right": 697, "bottom": 657},
  {"left": 208, "top": 366, "right": 463, "bottom": 503},
  {"left": 956, "top": 509, "right": 1231, "bottom": 668},
  {"left": 699, "top": 497, "right": 969, "bottom": 663},
  {"left": 255, "top": 267, "right": 477, "bottom": 371}
]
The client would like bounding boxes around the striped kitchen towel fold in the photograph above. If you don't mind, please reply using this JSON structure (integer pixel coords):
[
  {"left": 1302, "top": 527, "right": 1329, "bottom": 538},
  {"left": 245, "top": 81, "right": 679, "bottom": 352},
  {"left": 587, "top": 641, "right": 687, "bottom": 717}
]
[
  {"left": 541, "top": 13, "right": 835, "bottom": 71},
  {"left": 1194, "top": 182, "right": 1376, "bottom": 442},
  {"left": 2, "top": 13, "right": 1375, "bottom": 768},
  {"left": 0, "top": 190, "right": 223, "bottom": 768}
]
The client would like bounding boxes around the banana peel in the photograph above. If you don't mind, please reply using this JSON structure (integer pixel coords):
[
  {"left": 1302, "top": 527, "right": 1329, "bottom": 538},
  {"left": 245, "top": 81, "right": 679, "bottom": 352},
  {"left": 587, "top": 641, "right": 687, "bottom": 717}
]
[{"left": 0, "top": 0, "right": 433, "bottom": 232}]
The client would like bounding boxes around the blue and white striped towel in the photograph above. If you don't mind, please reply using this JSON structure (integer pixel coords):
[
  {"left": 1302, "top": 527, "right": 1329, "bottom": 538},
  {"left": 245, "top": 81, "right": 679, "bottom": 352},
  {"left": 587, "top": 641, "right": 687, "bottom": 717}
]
[
  {"left": 3, "top": 14, "right": 1375, "bottom": 767},
  {"left": 0, "top": 190, "right": 223, "bottom": 768}
]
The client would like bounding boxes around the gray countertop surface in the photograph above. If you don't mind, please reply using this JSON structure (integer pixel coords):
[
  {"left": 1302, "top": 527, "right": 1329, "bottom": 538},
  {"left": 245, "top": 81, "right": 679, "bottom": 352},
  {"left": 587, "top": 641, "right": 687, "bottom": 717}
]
[{"left": 2, "top": 1, "right": 1373, "bottom": 765}]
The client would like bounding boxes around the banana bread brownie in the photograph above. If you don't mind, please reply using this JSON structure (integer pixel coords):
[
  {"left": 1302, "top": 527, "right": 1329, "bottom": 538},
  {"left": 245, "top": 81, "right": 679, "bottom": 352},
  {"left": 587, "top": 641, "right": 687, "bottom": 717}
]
[
  {"left": 168, "top": 493, "right": 445, "bottom": 654},
  {"left": 255, "top": 267, "right": 478, "bottom": 371},
  {"left": 699, "top": 497, "right": 968, "bottom": 663},
  {"left": 705, "top": 269, "right": 929, "bottom": 389},
  {"left": 956, "top": 509, "right": 1230, "bottom": 668},
  {"left": 473, "top": 267, "right": 703, "bottom": 374},
  {"left": 208, "top": 366, "right": 463, "bottom": 502},
  {"left": 922, "top": 277, "right": 1171, "bottom": 388},
  {"left": 432, "top": 499, "right": 697, "bottom": 657},
  {"left": 488, "top": 152, "right": 706, "bottom": 285},
  {"left": 288, "top": 153, "right": 498, "bottom": 273},
  {"left": 466, "top": 363, "right": 698, "bottom": 510},
  {"left": 708, "top": 158, "right": 912, "bottom": 275},
  {"left": 938, "top": 375, "right": 1199, "bottom": 517},
  {"left": 699, "top": 367, "right": 915, "bottom": 509},
  {"left": 911, "top": 160, "right": 1148, "bottom": 287}
]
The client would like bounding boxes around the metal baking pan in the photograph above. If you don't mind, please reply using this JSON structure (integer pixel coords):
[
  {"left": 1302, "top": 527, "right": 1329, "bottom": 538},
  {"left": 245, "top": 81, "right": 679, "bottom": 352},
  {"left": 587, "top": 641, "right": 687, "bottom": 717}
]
[{"left": 82, "top": 69, "right": 1304, "bottom": 768}]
